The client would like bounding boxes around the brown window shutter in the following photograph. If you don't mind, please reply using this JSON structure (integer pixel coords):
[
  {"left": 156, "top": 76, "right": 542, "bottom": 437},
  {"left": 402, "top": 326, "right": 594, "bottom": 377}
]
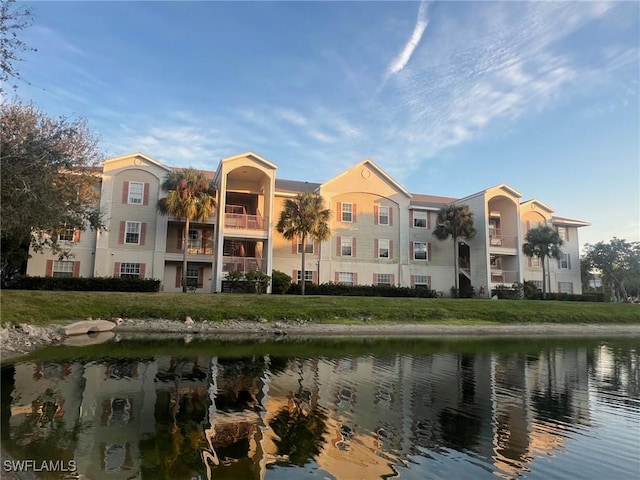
[
  {"left": 427, "top": 242, "right": 432, "bottom": 261},
  {"left": 390, "top": 240, "right": 394, "bottom": 260},
  {"left": 566, "top": 228, "right": 570, "bottom": 242},
  {"left": 570, "top": 283, "right": 574, "bottom": 294},
  {"left": 73, "top": 229, "right": 81, "bottom": 243},
  {"left": 389, "top": 208, "right": 393, "bottom": 226},
  {"left": 427, "top": 211, "right": 431, "bottom": 229},
  {"left": 140, "top": 223, "right": 147, "bottom": 246},
  {"left": 557, "top": 282, "right": 561, "bottom": 293},
  {"left": 198, "top": 267, "right": 204, "bottom": 287},
  {"left": 411, "top": 275, "right": 415, "bottom": 288},
  {"left": 390, "top": 274, "right": 395, "bottom": 285},
  {"left": 353, "top": 272, "right": 358, "bottom": 285},
  {"left": 410, "top": 241, "right": 414, "bottom": 259},
  {"left": 353, "top": 204, "right": 357, "bottom": 223},
  {"left": 526, "top": 221, "right": 531, "bottom": 231},
  {"left": 292, "top": 270, "right": 298, "bottom": 284},
  {"left": 335, "top": 272, "right": 339, "bottom": 283},
  {"left": 568, "top": 254, "right": 571, "bottom": 270},
  {"left": 176, "top": 266, "right": 183, "bottom": 287},
  {"left": 352, "top": 238, "right": 357, "bottom": 257},
  {"left": 140, "top": 264, "right": 146, "bottom": 279},
  {"left": 374, "top": 239, "right": 379, "bottom": 258},
  {"left": 312, "top": 271, "right": 318, "bottom": 284},
  {"left": 528, "top": 257, "right": 532, "bottom": 267},
  {"left": 119, "top": 221, "right": 125, "bottom": 244},
  {"left": 373, "top": 273, "right": 377, "bottom": 284},
  {"left": 409, "top": 210, "right": 414, "bottom": 228},
  {"left": 557, "top": 258, "right": 561, "bottom": 268},
  {"left": 374, "top": 206, "right": 379, "bottom": 225},
  {"left": 336, "top": 236, "right": 341, "bottom": 256},
  {"left": 337, "top": 202, "right": 341, "bottom": 221},
  {"left": 73, "top": 261, "right": 80, "bottom": 278},
  {"left": 202, "top": 230, "right": 207, "bottom": 253},
  {"left": 143, "top": 183, "right": 150, "bottom": 206},
  {"left": 427, "top": 276, "right": 431, "bottom": 287},
  {"left": 177, "top": 229, "right": 183, "bottom": 250},
  {"left": 114, "top": 262, "right": 121, "bottom": 277},
  {"left": 122, "top": 181, "right": 129, "bottom": 204},
  {"left": 313, "top": 241, "right": 319, "bottom": 255},
  {"left": 292, "top": 236, "right": 298, "bottom": 254},
  {"left": 45, "top": 259, "right": 53, "bottom": 277}
]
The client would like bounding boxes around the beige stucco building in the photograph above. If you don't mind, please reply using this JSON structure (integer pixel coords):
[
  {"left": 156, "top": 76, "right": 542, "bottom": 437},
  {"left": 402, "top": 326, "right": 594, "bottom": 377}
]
[{"left": 26, "top": 151, "right": 588, "bottom": 295}]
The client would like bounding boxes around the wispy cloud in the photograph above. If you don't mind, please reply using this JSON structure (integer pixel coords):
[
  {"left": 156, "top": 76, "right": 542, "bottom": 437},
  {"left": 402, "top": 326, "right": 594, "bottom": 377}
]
[{"left": 386, "top": 1, "right": 430, "bottom": 78}]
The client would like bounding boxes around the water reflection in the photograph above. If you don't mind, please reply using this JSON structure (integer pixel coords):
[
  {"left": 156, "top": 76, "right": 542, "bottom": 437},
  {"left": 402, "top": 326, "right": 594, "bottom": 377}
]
[{"left": 1, "top": 339, "right": 639, "bottom": 479}]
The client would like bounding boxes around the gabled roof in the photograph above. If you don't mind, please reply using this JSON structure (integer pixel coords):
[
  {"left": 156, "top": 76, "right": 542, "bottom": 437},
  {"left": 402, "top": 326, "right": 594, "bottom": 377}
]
[
  {"left": 219, "top": 151, "right": 277, "bottom": 171},
  {"left": 457, "top": 183, "right": 522, "bottom": 202},
  {"left": 275, "top": 179, "right": 321, "bottom": 194},
  {"left": 521, "top": 199, "right": 554, "bottom": 214},
  {"left": 322, "top": 158, "right": 411, "bottom": 198},
  {"left": 552, "top": 216, "right": 591, "bottom": 227},
  {"left": 103, "top": 152, "right": 172, "bottom": 172},
  {"left": 410, "top": 193, "right": 458, "bottom": 209}
]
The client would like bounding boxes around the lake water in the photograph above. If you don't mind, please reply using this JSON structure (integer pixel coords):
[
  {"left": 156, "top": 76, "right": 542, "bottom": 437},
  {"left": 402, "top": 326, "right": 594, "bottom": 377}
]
[{"left": 1, "top": 335, "right": 639, "bottom": 480}]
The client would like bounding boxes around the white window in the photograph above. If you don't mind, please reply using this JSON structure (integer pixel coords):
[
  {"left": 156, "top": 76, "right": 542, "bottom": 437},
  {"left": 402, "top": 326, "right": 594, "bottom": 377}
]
[
  {"left": 120, "top": 263, "right": 141, "bottom": 279},
  {"left": 187, "top": 229, "right": 202, "bottom": 251},
  {"left": 125, "top": 221, "right": 141, "bottom": 244},
  {"left": 557, "top": 226, "right": 568, "bottom": 241},
  {"left": 186, "top": 265, "right": 201, "bottom": 287},
  {"left": 532, "top": 280, "right": 543, "bottom": 290},
  {"left": 297, "top": 270, "right": 313, "bottom": 283},
  {"left": 531, "top": 257, "right": 540, "bottom": 267},
  {"left": 128, "top": 182, "right": 144, "bottom": 204},
  {"left": 53, "top": 260, "right": 74, "bottom": 278},
  {"left": 339, "top": 272, "right": 354, "bottom": 286},
  {"left": 58, "top": 224, "right": 75, "bottom": 242},
  {"left": 341, "top": 237, "right": 353, "bottom": 257},
  {"left": 341, "top": 203, "right": 353, "bottom": 222},
  {"left": 413, "top": 211, "right": 427, "bottom": 228},
  {"left": 558, "top": 282, "right": 573, "bottom": 294},
  {"left": 378, "top": 239, "right": 389, "bottom": 259},
  {"left": 376, "top": 273, "right": 391, "bottom": 286},
  {"left": 378, "top": 206, "right": 389, "bottom": 226},
  {"left": 413, "top": 242, "right": 428, "bottom": 261},
  {"left": 560, "top": 254, "right": 569, "bottom": 269},
  {"left": 297, "top": 237, "right": 314, "bottom": 254},
  {"left": 414, "top": 275, "right": 430, "bottom": 286}
]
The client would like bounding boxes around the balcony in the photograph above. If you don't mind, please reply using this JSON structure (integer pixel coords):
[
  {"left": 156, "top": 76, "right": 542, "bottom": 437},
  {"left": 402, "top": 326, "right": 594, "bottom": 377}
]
[
  {"left": 222, "top": 256, "right": 267, "bottom": 274},
  {"left": 490, "top": 270, "right": 519, "bottom": 285},
  {"left": 186, "top": 246, "right": 213, "bottom": 255},
  {"left": 224, "top": 213, "right": 265, "bottom": 230},
  {"left": 489, "top": 229, "right": 518, "bottom": 250}
]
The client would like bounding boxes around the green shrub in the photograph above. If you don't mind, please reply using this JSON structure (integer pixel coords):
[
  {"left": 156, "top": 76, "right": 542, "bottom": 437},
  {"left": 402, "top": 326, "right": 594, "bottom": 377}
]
[
  {"left": 271, "top": 270, "right": 292, "bottom": 295},
  {"left": 9, "top": 276, "right": 161, "bottom": 292},
  {"left": 287, "top": 282, "right": 439, "bottom": 298}
]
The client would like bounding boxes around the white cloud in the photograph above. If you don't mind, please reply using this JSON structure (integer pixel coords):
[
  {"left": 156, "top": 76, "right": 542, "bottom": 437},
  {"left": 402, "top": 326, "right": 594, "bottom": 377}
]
[{"left": 386, "top": 1, "right": 430, "bottom": 77}]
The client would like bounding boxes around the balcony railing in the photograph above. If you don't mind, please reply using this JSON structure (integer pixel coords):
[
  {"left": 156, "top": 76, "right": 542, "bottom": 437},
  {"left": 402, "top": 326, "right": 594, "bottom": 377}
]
[
  {"left": 490, "top": 270, "right": 519, "bottom": 284},
  {"left": 222, "top": 256, "right": 267, "bottom": 273},
  {"left": 489, "top": 234, "right": 517, "bottom": 249},
  {"left": 224, "top": 213, "right": 265, "bottom": 230},
  {"left": 186, "top": 246, "right": 213, "bottom": 255}
]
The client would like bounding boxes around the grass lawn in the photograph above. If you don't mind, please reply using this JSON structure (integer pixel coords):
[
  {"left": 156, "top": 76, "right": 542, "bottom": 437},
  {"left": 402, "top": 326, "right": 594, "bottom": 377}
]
[{"left": 2, "top": 291, "right": 639, "bottom": 326}]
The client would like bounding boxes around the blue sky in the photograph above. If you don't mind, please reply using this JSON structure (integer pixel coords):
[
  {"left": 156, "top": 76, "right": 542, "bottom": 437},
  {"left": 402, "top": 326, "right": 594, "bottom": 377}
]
[{"left": 9, "top": 1, "right": 640, "bottom": 247}]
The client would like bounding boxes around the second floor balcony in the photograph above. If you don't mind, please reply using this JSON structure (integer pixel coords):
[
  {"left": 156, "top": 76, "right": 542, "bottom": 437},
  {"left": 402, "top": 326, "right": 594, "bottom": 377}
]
[{"left": 222, "top": 256, "right": 267, "bottom": 274}]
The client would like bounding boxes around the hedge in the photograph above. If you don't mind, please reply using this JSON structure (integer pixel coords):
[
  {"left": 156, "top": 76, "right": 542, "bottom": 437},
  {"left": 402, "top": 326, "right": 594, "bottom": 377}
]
[
  {"left": 7, "top": 276, "right": 161, "bottom": 292},
  {"left": 287, "top": 282, "right": 439, "bottom": 298}
]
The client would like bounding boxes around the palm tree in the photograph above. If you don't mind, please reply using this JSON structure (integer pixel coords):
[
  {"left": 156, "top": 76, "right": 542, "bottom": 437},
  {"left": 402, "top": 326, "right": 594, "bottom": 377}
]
[
  {"left": 276, "top": 192, "right": 331, "bottom": 295},
  {"left": 157, "top": 168, "right": 216, "bottom": 292},
  {"left": 433, "top": 204, "right": 476, "bottom": 294},
  {"left": 522, "top": 225, "right": 563, "bottom": 299}
]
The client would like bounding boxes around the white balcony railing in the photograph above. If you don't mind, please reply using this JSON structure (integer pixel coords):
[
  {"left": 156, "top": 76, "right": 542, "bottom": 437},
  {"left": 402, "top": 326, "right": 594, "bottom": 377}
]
[
  {"left": 490, "top": 270, "right": 519, "bottom": 284},
  {"left": 222, "top": 256, "right": 267, "bottom": 273},
  {"left": 224, "top": 213, "right": 265, "bottom": 230},
  {"left": 489, "top": 234, "right": 517, "bottom": 249}
]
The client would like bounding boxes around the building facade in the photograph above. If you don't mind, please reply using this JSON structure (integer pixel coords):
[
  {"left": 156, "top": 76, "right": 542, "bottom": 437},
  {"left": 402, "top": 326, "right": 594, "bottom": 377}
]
[{"left": 26, "top": 151, "right": 589, "bottom": 295}]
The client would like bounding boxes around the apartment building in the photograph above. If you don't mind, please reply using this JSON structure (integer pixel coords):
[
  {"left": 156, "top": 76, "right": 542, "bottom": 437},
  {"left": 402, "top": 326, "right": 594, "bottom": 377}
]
[{"left": 26, "top": 151, "right": 588, "bottom": 295}]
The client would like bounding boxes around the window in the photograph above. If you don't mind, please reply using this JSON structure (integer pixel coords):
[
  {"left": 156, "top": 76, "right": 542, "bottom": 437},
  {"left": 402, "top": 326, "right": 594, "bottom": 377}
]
[
  {"left": 53, "top": 261, "right": 74, "bottom": 278},
  {"left": 341, "top": 237, "right": 353, "bottom": 256},
  {"left": 297, "top": 237, "right": 314, "bottom": 254},
  {"left": 530, "top": 256, "right": 540, "bottom": 267},
  {"left": 58, "top": 225, "right": 75, "bottom": 242},
  {"left": 378, "top": 239, "right": 389, "bottom": 259},
  {"left": 341, "top": 203, "right": 353, "bottom": 222},
  {"left": 532, "top": 280, "right": 543, "bottom": 290},
  {"left": 128, "top": 182, "right": 144, "bottom": 204},
  {"left": 557, "top": 226, "right": 568, "bottom": 241},
  {"left": 120, "top": 263, "right": 141, "bottom": 279},
  {"left": 339, "top": 272, "right": 354, "bottom": 286},
  {"left": 558, "top": 282, "right": 573, "bottom": 294},
  {"left": 528, "top": 220, "right": 540, "bottom": 231},
  {"left": 378, "top": 206, "right": 389, "bottom": 226},
  {"left": 297, "top": 270, "right": 313, "bottom": 283},
  {"left": 560, "top": 254, "right": 570, "bottom": 269},
  {"left": 186, "top": 265, "right": 202, "bottom": 287},
  {"left": 125, "top": 221, "right": 141, "bottom": 244},
  {"left": 376, "top": 273, "right": 391, "bottom": 286},
  {"left": 414, "top": 275, "right": 430, "bottom": 286},
  {"left": 188, "top": 229, "right": 202, "bottom": 251},
  {"left": 413, "top": 242, "right": 428, "bottom": 261},
  {"left": 413, "top": 211, "right": 427, "bottom": 228}
]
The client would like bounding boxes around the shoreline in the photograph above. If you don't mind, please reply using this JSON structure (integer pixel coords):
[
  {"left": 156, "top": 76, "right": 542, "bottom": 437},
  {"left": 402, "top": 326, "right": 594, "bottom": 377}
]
[{"left": 2, "top": 320, "right": 640, "bottom": 362}]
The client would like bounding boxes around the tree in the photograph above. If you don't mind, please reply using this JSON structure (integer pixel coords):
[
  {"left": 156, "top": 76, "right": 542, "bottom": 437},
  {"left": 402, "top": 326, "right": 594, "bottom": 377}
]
[
  {"left": 276, "top": 192, "right": 331, "bottom": 295},
  {"left": 432, "top": 204, "right": 476, "bottom": 293},
  {"left": 1, "top": 0, "right": 36, "bottom": 93},
  {"left": 522, "top": 225, "right": 563, "bottom": 299},
  {"left": 157, "top": 168, "right": 216, "bottom": 292},
  {"left": 0, "top": 101, "right": 103, "bottom": 283},
  {"left": 583, "top": 238, "right": 640, "bottom": 301}
]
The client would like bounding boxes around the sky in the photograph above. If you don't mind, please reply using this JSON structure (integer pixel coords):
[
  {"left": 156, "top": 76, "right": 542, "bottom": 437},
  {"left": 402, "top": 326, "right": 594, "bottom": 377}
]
[{"left": 7, "top": 0, "right": 640, "bottom": 248}]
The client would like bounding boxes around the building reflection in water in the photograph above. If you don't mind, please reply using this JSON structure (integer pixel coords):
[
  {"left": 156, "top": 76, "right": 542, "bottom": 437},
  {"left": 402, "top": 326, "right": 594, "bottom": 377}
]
[{"left": 2, "top": 341, "right": 638, "bottom": 480}]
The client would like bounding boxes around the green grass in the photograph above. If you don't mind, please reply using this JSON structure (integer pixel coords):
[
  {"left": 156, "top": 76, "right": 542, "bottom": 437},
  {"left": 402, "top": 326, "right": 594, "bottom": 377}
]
[{"left": 2, "top": 291, "right": 639, "bottom": 326}]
